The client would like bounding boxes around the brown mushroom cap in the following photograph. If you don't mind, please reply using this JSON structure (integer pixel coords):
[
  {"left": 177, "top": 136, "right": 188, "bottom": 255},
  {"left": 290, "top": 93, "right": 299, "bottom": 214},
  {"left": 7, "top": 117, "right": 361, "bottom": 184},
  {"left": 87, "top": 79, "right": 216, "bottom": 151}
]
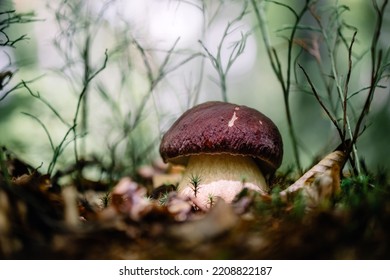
[{"left": 159, "top": 101, "right": 283, "bottom": 174}]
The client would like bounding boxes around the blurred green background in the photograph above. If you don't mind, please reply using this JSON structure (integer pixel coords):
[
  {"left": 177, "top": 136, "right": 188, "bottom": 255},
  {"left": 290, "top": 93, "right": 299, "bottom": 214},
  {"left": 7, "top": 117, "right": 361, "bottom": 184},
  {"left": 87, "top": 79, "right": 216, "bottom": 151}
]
[{"left": 1, "top": 0, "right": 389, "bottom": 179}]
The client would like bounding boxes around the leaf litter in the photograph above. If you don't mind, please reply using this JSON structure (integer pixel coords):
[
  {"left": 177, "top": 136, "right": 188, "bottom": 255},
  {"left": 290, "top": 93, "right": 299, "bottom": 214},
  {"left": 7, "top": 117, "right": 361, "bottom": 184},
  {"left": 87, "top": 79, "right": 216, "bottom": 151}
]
[{"left": 1, "top": 147, "right": 390, "bottom": 259}]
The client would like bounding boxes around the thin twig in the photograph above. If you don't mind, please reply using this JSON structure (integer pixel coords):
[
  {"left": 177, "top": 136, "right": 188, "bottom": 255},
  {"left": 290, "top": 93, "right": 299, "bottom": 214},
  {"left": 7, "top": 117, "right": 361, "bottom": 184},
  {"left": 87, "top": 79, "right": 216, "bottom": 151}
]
[
  {"left": 310, "top": 3, "right": 360, "bottom": 174},
  {"left": 199, "top": 1, "right": 249, "bottom": 102},
  {"left": 343, "top": 31, "right": 357, "bottom": 140},
  {"left": 72, "top": 49, "right": 108, "bottom": 163},
  {"left": 299, "top": 64, "right": 344, "bottom": 140},
  {"left": 352, "top": 0, "right": 389, "bottom": 148},
  {"left": 23, "top": 81, "right": 71, "bottom": 128},
  {"left": 0, "top": 75, "right": 43, "bottom": 101}
]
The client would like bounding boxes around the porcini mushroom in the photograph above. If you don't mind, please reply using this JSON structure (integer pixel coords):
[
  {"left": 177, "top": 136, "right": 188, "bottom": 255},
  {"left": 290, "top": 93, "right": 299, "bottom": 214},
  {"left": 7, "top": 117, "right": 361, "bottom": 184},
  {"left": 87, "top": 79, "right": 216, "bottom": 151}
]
[{"left": 159, "top": 101, "right": 283, "bottom": 207}]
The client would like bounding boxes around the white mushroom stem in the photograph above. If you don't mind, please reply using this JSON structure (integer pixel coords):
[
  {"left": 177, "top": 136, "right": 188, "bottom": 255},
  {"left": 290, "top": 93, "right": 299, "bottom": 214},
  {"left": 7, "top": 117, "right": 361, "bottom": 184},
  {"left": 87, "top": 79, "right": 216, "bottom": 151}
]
[{"left": 178, "top": 154, "right": 268, "bottom": 208}]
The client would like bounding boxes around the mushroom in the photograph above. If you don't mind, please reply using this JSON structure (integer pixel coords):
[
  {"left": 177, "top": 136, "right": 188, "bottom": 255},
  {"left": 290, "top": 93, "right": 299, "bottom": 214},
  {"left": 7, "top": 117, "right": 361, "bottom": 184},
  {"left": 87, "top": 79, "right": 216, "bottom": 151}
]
[{"left": 159, "top": 101, "right": 283, "bottom": 208}]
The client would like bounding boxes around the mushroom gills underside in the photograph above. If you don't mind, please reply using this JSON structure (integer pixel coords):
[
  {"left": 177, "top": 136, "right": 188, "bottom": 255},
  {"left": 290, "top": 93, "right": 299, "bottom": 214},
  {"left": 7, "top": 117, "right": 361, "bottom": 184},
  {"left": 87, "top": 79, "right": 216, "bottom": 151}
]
[{"left": 178, "top": 154, "right": 268, "bottom": 206}]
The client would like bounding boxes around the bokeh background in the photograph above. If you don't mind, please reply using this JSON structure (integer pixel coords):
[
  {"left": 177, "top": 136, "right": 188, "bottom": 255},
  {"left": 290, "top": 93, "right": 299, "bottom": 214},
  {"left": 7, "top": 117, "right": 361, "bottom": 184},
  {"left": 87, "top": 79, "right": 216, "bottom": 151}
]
[{"left": 1, "top": 0, "right": 389, "bottom": 180}]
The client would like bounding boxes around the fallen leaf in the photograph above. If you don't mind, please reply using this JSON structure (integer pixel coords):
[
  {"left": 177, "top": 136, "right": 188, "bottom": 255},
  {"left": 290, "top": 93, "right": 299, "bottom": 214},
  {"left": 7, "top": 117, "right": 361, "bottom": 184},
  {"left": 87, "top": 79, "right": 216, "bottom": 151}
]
[
  {"left": 280, "top": 149, "right": 347, "bottom": 210},
  {"left": 169, "top": 199, "right": 238, "bottom": 246},
  {"left": 110, "top": 177, "right": 152, "bottom": 221},
  {"left": 166, "top": 192, "right": 193, "bottom": 221}
]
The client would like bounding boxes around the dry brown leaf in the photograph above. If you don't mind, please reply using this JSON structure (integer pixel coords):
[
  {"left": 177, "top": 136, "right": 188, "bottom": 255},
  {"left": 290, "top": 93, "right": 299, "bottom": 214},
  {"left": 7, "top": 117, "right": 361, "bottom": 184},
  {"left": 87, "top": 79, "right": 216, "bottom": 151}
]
[
  {"left": 110, "top": 177, "right": 152, "bottom": 221},
  {"left": 166, "top": 192, "right": 193, "bottom": 221},
  {"left": 280, "top": 149, "right": 347, "bottom": 209},
  {"left": 169, "top": 199, "right": 238, "bottom": 246}
]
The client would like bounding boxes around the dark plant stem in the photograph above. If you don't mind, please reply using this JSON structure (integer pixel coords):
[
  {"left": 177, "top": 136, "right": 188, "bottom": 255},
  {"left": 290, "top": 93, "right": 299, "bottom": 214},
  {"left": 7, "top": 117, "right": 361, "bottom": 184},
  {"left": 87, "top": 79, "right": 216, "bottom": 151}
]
[
  {"left": 309, "top": 4, "right": 361, "bottom": 175},
  {"left": 72, "top": 48, "right": 108, "bottom": 184},
  {"left": 80, "top": 35, "right": 91, "bottom": 160},
  {"left": 343, "top": 31, "right": 357, "bottom": 140},
  {"left": 298, "top": 64, "right": 343, "bottom": 140},
  {"left": 352, "top": 0, "right": 389, "bottom": 153},
  {"left": 0, "top": 147, "right": 11, "bottom": 188},
  {"left": 251, "top": 0, "right": 308, "bottom": 174}
]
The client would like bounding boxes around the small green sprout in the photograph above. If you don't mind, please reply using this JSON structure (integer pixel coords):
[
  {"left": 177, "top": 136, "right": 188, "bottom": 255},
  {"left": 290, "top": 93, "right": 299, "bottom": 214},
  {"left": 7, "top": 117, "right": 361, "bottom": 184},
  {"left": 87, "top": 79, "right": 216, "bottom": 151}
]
[
  {"left": 189, "top": 174, "right": 202, "bottom": 197},
  {"left": 207, "top": 193, "right": 216, "bottom": 209},
  {"left": 101, "top": 192, "right": 111, "bottom": 208},
  {"left": 159, "top": 192, "right": 170, "bottom": 206}
]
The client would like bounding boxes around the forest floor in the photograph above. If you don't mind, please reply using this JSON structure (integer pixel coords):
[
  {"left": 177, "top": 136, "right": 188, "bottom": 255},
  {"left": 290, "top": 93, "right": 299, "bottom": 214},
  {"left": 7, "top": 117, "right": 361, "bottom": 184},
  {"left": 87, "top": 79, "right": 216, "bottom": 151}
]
[{"left": 1, "top": 150, "right": 390, "bottom": 260}]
